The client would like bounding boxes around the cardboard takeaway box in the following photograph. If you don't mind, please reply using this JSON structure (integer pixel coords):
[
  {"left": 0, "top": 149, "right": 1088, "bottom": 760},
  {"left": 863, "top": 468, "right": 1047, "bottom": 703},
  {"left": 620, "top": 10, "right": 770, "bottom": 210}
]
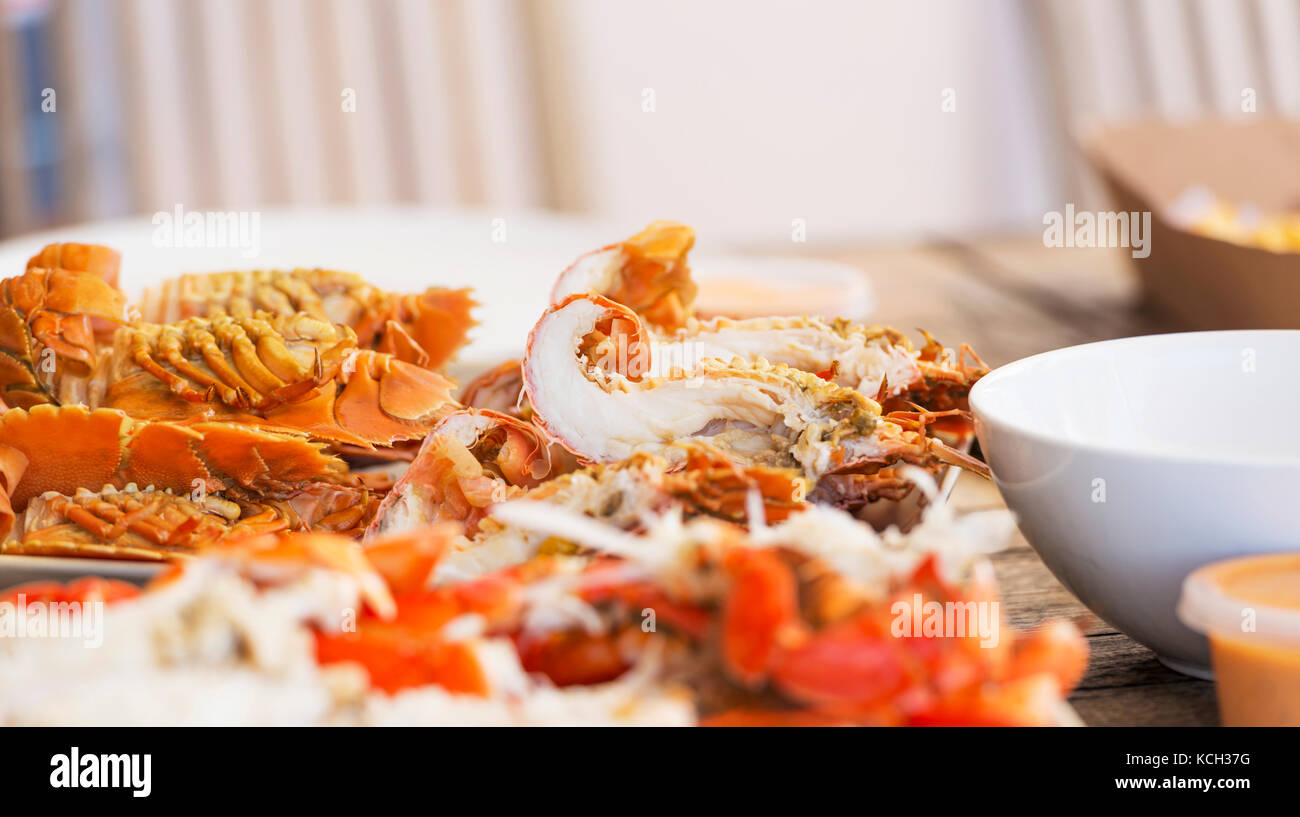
[{"left": 1084, "top": 118, "right": 1300, "bottom": 329}]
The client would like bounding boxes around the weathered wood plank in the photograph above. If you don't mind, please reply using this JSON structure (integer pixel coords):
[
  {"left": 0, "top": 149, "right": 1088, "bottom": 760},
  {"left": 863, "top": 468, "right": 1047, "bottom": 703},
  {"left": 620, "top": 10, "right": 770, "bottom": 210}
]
[
  {"left": 1070, "top": 682, "right": 1221, "bottom": 727},
  {"left": 992, "top": 546, "right": 1113, "bottom": 635}
]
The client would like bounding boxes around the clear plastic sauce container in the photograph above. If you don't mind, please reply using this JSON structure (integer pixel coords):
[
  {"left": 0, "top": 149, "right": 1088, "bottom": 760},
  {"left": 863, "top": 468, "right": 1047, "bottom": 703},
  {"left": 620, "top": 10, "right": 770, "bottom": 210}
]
[{"left": 1178, "top": 553, "right": 1300, "bottom": 726}]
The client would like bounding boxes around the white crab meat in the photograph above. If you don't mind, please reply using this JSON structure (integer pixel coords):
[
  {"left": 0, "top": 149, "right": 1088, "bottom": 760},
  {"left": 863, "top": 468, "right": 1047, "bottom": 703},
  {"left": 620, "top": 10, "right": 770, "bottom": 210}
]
[{"left": 524, "top": 295, "right": 896, "bottom": 479}]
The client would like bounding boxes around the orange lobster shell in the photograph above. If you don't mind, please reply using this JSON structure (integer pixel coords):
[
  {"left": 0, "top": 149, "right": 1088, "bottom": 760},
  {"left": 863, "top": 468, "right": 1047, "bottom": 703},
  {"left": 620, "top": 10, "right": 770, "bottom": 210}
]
[
  {"left": 0, "top": 405, "right": 356, "bottom": 549},
  {"left": 138, "top": 267, "right": 477, "bottom": 371}
]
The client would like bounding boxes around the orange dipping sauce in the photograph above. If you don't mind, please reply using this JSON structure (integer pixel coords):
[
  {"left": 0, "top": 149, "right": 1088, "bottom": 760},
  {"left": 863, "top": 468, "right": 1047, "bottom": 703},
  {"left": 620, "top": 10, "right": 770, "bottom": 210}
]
[
  {"left": 694, "top": 278, "right": 870, "bottom": 321},
  {"left": 1179, "top": 553, "right": 1300, "bottom": 726}
]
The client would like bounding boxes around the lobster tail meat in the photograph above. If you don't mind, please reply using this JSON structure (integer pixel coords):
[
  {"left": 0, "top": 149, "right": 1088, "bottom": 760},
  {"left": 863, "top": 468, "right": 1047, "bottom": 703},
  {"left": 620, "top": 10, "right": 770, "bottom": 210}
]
[
  {"left": 522, "top": 293, "right": 980, "bottom": 484},
  {"left": 551, "top": 221, "right": 697, "bottom": 331},
  {"left": 137, "top": 268, "right": 478, "bottom": 371},
  {"left": 662, "top": 316, "right": 989, "bottom": 414},
  {"left": 524, "top": 293, "right": 874, "bottom": 473},
  {"left": 431, "top": 408, "right": 569, "bottom": 489},
  {"left": 548, "top": 224, "right": 986, "bottom": 415}
]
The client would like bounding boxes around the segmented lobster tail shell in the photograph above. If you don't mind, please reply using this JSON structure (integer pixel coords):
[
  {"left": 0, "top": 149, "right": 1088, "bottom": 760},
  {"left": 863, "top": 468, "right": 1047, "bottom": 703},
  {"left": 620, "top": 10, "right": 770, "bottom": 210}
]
[
  {"left": 0, "top": 265, "right": 128, "bottom": 408},
  {"left": 98, "top": 312, "right": 458, "bottom": 447},
  {"left": 138, "top": 268, "right": 477, "bottom": 371},
  {"left": 26, "top": 242, "right": 123, "bottom": 288},
  {"left": 0, "top": 405, "right": 350, "bottom": 521}
]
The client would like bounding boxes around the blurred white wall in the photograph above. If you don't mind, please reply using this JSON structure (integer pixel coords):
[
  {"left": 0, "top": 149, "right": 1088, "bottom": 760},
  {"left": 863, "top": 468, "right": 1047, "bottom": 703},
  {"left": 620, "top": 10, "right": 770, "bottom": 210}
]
[{"left": 534, "top": 0, "right": 1059, "bottom": 244}]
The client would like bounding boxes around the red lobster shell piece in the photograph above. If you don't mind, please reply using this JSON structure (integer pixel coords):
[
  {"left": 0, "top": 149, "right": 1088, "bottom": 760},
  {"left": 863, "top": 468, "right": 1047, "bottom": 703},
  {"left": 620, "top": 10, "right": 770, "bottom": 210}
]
[
  {"left": 26, "top": 242, "right": 123, "bottom": 288},
  {"left": 904, "top": 330, "right": 990, "bottom": 415},
  {"left": 95, "top": 313, "right": 459, "bottom": 448},
  {"left": 459, "top": 504, "right": 1085, "bottom": 724},
  {"left": 137, "top": 268, "right": 478, "bottom": 371},
  {"left": 0, "top": 260, "right": 460, "bottom": 447},
  {"left": 0, "top": 266, "right": 128, "bottom": 409},
  {"left": 700, "top": 551, "right": 1088, "bottom": 725},
  {"left": 330, "top": 503, "right": 1087, "bottom": 723},
  {"left": 0, "top": 405, "right": 351, "bottom": 540},
  {"left": 521, "top": 293, "right": 986, "bottom": 483},
  {"left": 367, "top": 408, "right": 571, "bottom": 538},
  {"left": 550, "top": 221, "right": 697, "bottom": 332}
]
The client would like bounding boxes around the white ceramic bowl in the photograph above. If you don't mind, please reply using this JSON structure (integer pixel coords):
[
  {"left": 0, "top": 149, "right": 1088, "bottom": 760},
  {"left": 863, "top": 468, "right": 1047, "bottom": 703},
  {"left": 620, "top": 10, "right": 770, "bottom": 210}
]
[{"left": 971, "top": 330, "right": 1300, "bottom": 677}]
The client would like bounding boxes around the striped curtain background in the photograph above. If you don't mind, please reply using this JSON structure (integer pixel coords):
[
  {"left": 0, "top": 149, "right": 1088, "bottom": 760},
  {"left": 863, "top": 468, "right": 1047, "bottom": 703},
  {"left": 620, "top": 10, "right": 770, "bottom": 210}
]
[
  {"left": 0, "top": 0, "right": 551, "bottom": 236},
  {"left": 0, "top": 0, "right": 1298, "bottom": 238}
]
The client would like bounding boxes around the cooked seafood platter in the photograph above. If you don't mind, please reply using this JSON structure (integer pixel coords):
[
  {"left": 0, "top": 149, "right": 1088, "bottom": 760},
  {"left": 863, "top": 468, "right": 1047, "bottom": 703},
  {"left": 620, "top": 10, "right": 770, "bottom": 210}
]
[{"left": 0, "top": 223, "right": 1086, "bottom": 725}]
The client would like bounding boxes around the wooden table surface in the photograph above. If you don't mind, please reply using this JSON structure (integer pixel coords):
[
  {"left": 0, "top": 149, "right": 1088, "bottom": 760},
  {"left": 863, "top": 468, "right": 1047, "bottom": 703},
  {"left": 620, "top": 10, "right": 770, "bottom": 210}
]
[{"left": 816, "top": 237, "right": 1217, "bottom": 727}]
